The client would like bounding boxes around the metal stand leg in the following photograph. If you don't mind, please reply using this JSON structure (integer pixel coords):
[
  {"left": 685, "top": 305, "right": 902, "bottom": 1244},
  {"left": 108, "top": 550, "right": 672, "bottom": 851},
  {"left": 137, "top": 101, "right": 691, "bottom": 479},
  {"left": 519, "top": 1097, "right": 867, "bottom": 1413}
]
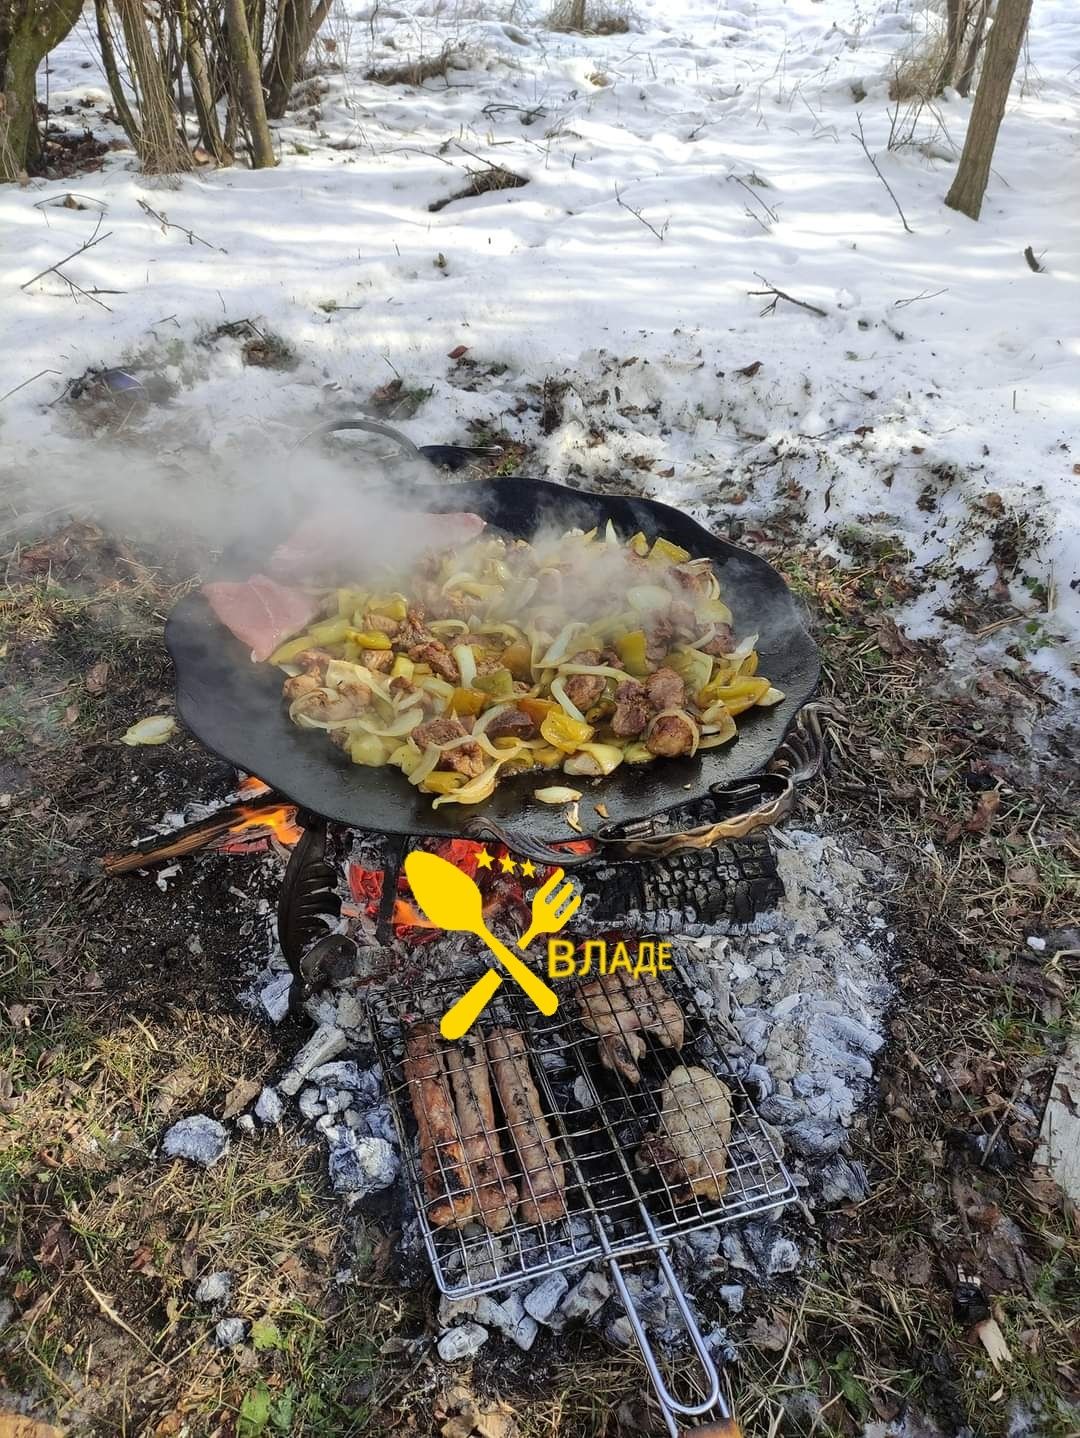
[{"left": 375, "top": 833, "right": 411, "bottom": 944}]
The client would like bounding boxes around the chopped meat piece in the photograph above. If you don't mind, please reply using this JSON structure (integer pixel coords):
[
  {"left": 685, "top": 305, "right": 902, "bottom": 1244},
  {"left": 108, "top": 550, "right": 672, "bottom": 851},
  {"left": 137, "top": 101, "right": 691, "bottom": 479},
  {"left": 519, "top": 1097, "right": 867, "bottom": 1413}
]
[
  {"left": 611, "top": 679, "right": 651, "bottom": 737},
  {"left": 645, "top": 712, "right": 697, "bottom": 757},
  {"left": 483, "top": 707, "right": 540, "bottom": 742},
  {"left": 337, "top": 680, "right": 373, "bottom": 710},
  {"left": 282, "top": 672, "right": 321, "bottom": 702},
  {"left": 475, "top": 653, "right": 506, "bottom": 677},
  {"left": 293, "top": 649, "right": 333, "bottom": 677},
  {"left": 645, "top": 667, "right": 686, "bottom": 711},
  {"left": 409, "top": 641, "right": 460, "bottom": 683},
  {"left": 361, "top": 649, "right": 393, "bottom": 672},
  {"left": 388, "top": 676, "right": 419, "bottom": 702},
  {"left": 702, "top": 624, "right": 735, "bottom": 656},
  {"left": 397, "top": 610, "right": 431, "bottom": 648},
  {"left": 562, "top": 649, "right": 607, "bottom": 710},
  {"left": 289, "top": 687, "right": 369, "bottom": 724},
  {"left": 412, "top": 716, "right": 485, "bottom": 777},
  {"left": 636, "top": 1065, "right": 731, "bottom": 1202},
  {"left": 361, "top": 612, "right": 400, "bottom": 636},
  {"left": 645, "top": 617, "right": 675, "bottom": 664},
  {"left": 203, "top": 573, "right": 320, "bottom": 662},
  {"left": 670, "top": 561, "right": 713, "bottom": 595}
]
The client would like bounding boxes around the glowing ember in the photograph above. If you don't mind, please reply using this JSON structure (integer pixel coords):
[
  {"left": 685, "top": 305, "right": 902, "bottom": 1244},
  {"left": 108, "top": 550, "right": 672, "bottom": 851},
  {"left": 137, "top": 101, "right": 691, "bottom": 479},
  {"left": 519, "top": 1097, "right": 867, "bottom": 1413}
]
[{"left": 237, "top": 774, "right": 271, "bottom": 798}]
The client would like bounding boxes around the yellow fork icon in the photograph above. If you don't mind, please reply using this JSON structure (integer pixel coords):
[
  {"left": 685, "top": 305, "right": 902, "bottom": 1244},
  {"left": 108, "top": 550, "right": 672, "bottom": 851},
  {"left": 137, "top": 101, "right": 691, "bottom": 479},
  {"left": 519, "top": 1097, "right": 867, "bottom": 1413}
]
[{"left": 402, "top": 853, "right": 579, "bottom": 1040}]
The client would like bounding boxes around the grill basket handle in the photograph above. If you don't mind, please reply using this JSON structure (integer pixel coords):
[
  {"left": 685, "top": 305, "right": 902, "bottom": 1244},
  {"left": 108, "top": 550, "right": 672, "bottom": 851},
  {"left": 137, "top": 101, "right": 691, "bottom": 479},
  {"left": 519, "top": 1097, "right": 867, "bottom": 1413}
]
[{"left": 608, "top": 1249, "right": 734, "bottom": 1435}]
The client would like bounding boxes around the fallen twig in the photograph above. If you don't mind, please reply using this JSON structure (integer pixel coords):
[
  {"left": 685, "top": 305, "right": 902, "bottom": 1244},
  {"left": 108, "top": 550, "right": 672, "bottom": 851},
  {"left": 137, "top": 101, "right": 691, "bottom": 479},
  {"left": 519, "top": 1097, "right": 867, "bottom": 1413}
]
[
  {"left": 0, "top": 368, "right": 62, "bottom": 406},
  {"left": 730, "top": 172, "right": 778, "bottom": 225},
  {"left": 1023, "top": 245, "right": 1045, "bottom": 273},
  {"left": 137, "top": 197, "right": 227, "bottom": 252},
  {"left": 853, "top": 112, "right": 913, "bottom": 235},
  {"left": 614, "top": 183, "right": 668, "bottom": 241},
  {"left": 748, "top": 272, "right": 828, "bottom": 319},
  {"left": 20, "top": 215, "right": 114, "bottom": 310},
  {"left": 893, "top": 287, "right": 949, "bottom": 308}
]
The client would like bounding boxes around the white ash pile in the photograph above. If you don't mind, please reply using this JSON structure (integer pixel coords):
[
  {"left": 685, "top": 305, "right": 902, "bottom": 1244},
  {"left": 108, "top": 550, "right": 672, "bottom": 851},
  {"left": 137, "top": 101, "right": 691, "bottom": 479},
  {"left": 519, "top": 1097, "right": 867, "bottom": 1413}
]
[{"left": 223, "top": 823, "right": 891, "bottom": 1366}]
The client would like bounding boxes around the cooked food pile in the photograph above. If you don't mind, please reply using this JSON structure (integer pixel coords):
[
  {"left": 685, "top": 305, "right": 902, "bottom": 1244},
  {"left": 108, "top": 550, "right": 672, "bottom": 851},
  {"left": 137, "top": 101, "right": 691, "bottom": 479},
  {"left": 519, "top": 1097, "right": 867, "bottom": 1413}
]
[
  {"left": 401, "top": 975, "right": 732, "bottom": 1233},
  {"left": 206, "top": 518, "right": 783, "bottom": 808}
]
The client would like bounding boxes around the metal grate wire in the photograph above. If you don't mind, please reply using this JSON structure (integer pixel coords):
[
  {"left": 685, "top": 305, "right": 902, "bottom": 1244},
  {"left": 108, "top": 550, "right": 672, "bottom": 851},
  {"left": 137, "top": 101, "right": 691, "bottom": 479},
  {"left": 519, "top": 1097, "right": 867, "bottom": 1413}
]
[{"left": 368, "top": 962, "right": 795, "bottom": 1299}]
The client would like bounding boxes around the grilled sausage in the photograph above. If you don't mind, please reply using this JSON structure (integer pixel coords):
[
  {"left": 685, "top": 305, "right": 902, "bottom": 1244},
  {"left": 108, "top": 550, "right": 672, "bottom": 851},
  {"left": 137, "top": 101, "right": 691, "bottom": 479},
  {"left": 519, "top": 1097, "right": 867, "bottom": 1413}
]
[
  {"left": 485, "top": 1027, "right": 566, "bottom": 1226},
  {"left": 444, "top": 1038, "right": 518, "bottom": 1233},
  {"left": 402, "top": 1023, "right": 475, "bottom": 1229}
]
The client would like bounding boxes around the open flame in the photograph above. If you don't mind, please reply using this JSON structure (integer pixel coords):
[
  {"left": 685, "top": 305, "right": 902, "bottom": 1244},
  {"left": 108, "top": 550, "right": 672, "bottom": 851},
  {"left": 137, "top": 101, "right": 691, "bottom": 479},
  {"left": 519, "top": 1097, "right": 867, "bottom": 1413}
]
[
  {"left": 216, "top": 799, "right": 303, "bottom": 852},
  {"left": 237, "top": 774, "right": 271, "bottom": 798}
]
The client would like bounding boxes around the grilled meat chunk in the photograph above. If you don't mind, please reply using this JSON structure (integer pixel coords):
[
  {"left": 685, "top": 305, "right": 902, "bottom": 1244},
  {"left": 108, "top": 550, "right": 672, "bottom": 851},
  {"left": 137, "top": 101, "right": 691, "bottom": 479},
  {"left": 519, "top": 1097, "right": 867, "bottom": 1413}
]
[
  {"left": 412, "top": 717, "right": 485, "bottom": 778},
  {"left": 361, "top": 612, "right": 400, "bottom": 637},
  {"left": 636, "top": 1065, "right": 731, "bottom": 1202},
  {"left": 702, "top": 623, "right": 735, "bottom": 656},
  {"left": 611, "top": 680, "right": 651, "bottom": 738},
  {"left": 486, "top": 1027, "right": 566, "bottom": 1225},
  {"left": 402, "top": 1023, "right": 475, "bottom": 1228},
  {"left": 361, "top": 649, "right": 393, "bottom": 672},
  {"left": 644, "top": 667, "right": 686, "bottom": 711},
  {"left": 409, "top": 641, "right": 460, "bottom": 683},
  {"left": 645, "top": 711, "right": 697, "bottom": 757},
  {"left": 444, "top": 1038, "right": 518, "bottom": 1233},
  {"left": 282, "top": 672, "right": 321, "bottom": 702},
  {"left": 575, "top": 970, "right": 685, "bottom": 1084},
  {"left": 483, "top": 706, "right": 540, "bottom": 742}
]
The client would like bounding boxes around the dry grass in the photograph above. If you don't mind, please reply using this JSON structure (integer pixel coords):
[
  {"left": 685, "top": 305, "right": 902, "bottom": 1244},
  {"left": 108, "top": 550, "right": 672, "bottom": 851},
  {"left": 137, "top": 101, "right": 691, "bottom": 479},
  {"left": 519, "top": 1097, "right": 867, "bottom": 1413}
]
[
  {"left": 365, "top": 46, "right": 462, "bottom": 87},
  {"left": 546, "top": 0, "right": 632, "bottom": 36}
]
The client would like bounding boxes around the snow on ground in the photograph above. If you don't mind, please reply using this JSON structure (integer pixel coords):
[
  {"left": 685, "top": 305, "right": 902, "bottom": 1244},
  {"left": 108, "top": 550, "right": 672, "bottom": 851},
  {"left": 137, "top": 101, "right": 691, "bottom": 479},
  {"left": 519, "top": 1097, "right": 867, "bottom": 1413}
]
[{"left": 1, "top": 0, "right": 1077, "bottom": 681}]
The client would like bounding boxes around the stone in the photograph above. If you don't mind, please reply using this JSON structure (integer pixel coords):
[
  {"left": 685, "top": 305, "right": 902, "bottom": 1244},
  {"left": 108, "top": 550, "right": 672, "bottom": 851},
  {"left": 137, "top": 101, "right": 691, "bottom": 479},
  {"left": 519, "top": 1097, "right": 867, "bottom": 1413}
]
[
  {"left": 278, "top": 1024, "right": 347, "bottom": 1096},
  {"left": 215, "top": 1317, "right": 246, "bottom": 1347},
  {"left": 786, "top": 1119, "right": 845, "bottom": 1158},
  {"left": 561, "top": 1270, "right": 611, "bottom": 1323},
  {"left": 766, "top": 1238, "right": 800, "bottom": 1275},
  {"left": 437, "top": 1322, "right": 488, "bottom": 1361},
  {"left": 485, "top": 1290, "right": 538, "bottom": 1350},
  {"left": 606, "top": 1314, "right": 635, "bottom": 1347},
  {"left": 236, "top": 1113, "right": 255, "bottom": 1134},
  {"left": 438, "top": 1293, "right": 479, "bottom": 1328},
  {"left": 720, "top": 1284, "right": 745, "bottom": 1313},
  {"left": 254, "top": 1087, "right": 283, "bottom": 1125},
  {"left": 162, "top": 1115, "right": 228, "bottom": 1167},
  {"left": 524, "top": 1272, "right": 569, "bottom": 1324},
  {"left": 196, "top": 1271, "right": 232, "bottom": 1303},
  {"left": 328, "top": 1132, "right": 399, "bottom": 1196}
]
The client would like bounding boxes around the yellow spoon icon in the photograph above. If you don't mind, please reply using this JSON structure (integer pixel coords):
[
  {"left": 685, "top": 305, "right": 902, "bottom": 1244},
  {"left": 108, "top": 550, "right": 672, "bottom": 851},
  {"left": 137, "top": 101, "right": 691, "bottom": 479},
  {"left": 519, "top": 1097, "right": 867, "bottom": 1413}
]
[{"left": 403, "top": 852, "right": 559, "bottom": 1039}]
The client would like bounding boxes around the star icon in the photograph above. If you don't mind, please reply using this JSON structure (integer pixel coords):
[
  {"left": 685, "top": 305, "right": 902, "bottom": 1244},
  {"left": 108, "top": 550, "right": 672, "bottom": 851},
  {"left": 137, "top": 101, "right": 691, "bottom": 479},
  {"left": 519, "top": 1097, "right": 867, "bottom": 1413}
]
[
  {"left": 520, "top": 859, "right": 537, "bottom": 877},
  {"left": 499, "top": 853, "right": 518, "bottom": 875},
  {"left": 475, "top": 848, "right": 494, "bottom": 870}
]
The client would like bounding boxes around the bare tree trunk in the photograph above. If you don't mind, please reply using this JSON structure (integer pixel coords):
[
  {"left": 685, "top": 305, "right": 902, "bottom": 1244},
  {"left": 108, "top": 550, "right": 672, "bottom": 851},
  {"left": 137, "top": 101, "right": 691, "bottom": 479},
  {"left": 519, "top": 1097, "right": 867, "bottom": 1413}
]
[
  {"left": 945, "top": 0, "right": 1032, "bottom": 220},
  {"left": 115, "top": 0, "right": 192, "bottom": 173},
  {"left": 93, "top": 0, "right": 140, "bottom": 144},
  {"left": 263, "top": 0, "right": 330, "bottom": 120},
  {"left": 225, "top": 0, "right": 275, "bottom": 167},
  {"left": 568, "top": 0, "right": 587, "bottom": 29},
  {"left": 955, "top": 0, "right": 991, "bottom": 96},
  {"left": 0, "top": 0, "right": 82, "bottom": 181},
  {"left": 179, "top": 0, "right": 231, "bottom": 163}
]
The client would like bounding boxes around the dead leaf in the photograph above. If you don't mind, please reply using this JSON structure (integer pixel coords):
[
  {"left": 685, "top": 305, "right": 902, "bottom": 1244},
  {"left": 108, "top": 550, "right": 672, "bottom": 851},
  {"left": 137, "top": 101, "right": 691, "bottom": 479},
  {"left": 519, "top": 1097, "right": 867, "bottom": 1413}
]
[
  {"left": 746, "top": 1313, "right": 789, "bottom": 1351},
  {"left": 0, "top": 1414, "right": 66, "bottom": 1438},
  {"left": 975, "top": 1316, "right": 1012, "bottom": 1368},
  {"left": 220, "top": 1076, "right": 261, "bottom": 1121},
  {"left": 873, "top": 615, "right": 917, "bottom": 657},
  {"left": 84, "top": 662, "right": 110, "bottom": 695},
  {"left": 153, "top": 1065, "right": 198, "bottom": 1117},
  {"left": 657, "top": 466, "right": 675, "bottom": 477},
  {"left": 903, "top": 739, "right": 935, "bottom": 766},
  {"left": 35, "top": 1221, "right": 73, "bottom": 1272},
  {"left": 0, "top": 882, "right": 14, "bottom": 925},
  {"left": 447, "top": 345, "right": 469, "bottom": 360},
  {"left": 737, "top": 360, "right": 762, "bottom": 378},
  {"left": 965, "top": 789, "right": 1001, "bottom": 835}
]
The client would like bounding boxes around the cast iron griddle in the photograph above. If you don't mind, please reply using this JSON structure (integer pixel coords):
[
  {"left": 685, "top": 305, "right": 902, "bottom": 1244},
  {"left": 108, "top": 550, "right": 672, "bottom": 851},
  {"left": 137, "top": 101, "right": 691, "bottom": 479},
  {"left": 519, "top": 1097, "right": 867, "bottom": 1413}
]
[{"left": 166, "top": 477, "right": 819, "bottom": 842}]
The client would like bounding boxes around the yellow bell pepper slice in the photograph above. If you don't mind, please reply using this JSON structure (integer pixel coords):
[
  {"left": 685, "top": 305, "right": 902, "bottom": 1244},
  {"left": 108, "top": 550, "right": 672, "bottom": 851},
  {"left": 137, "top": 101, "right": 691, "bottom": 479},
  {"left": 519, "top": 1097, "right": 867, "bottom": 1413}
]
[
  {"left": 540, "top": 711, "right": 594, "bottom": 752},
  {"left": 348, "top": 629, "right": 391, "bottom": 650},
  {"left": 421, "top": 770, "right": 466, "bottom": 795},
  {"left": 615, "top": 629, "right": 650, "bottom": 677},
  {"left": 450, "top": 687, "right": 486, "bottom": 717},
  {"left": 651, "top": 536, "right": 691, "bottom": 564}
]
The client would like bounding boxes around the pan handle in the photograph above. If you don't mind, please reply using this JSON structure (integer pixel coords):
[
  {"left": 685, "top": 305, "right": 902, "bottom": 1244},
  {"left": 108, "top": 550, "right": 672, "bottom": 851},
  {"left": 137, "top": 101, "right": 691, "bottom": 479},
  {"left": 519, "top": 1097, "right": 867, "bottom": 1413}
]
[
  {"left": 300, "top": 416, "right": 425, "bottom": 461},
  {"left": 608, "top": 1248, "right": 729, "bottom": 1433}
]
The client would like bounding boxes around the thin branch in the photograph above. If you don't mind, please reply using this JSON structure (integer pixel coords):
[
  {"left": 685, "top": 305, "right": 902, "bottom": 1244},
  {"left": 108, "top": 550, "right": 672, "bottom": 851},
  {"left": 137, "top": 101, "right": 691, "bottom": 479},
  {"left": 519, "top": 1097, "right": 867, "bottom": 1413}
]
[
  {"left": 0, "top": 369, "right": 62, "bottom": 406},
  {"left": 136, "top": 197, "right": 226, "bottom": 252},
  {"left": 730, "top": 172, "right": 778, "bottom": 224},
  {"left": 748, "top": 272, "right": 828, "bottom": 319},
  {"left": 20, "top": 215, "right": 112, "bottom": 292},
  {"left": 893, "top": 287, "right": 949, "bottom": 308},
  {"left": 852, "top": 111, "right": 913, "bottom": 234},
  {"left": 614, "top": 183, "right": 668, "bottom": 242}
]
